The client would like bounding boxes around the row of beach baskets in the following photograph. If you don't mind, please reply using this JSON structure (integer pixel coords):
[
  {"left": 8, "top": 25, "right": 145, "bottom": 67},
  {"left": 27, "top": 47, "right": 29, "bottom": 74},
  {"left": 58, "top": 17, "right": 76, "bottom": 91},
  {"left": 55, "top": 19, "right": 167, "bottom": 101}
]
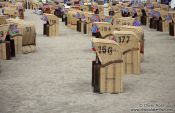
[{"left": 59, "top": 4, "right": 144, "bottom": 94}]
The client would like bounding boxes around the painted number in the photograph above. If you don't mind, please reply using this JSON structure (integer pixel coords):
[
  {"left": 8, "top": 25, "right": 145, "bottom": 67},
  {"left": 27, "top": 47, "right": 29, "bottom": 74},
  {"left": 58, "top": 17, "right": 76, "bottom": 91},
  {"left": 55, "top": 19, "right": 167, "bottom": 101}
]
[
  {"left": 122, "top": 22, "right": 130, "bottom": 25},
  {"left": 118, "top": 36, "right": 130, "bottom": 43},
  {"left": 26, "top": 27, "right": 31, "bottom": 32},
  {"left": 98, "top": 46, "right": 113, "bottom": 55},
  {"left": 99, "top": 26, "right": 111, "bottom": 32},
  {"left": 52, "top": 20, "right": 56, "bottom": 24}
]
